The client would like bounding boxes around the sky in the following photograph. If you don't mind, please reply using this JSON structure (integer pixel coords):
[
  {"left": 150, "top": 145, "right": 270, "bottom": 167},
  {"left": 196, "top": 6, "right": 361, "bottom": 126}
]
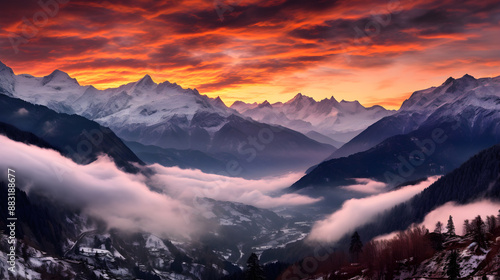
[{"left": 1, "top": 0, "right": 500, "bottom": 109}]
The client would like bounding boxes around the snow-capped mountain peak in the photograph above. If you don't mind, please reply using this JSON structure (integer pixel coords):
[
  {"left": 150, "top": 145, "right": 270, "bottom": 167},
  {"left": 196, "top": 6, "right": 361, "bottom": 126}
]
[
  {"left": 41, "top": 69, "right": 80, "bottom": 86},
  {"left": 328, "top": 73, "right": 500, "bottom": 160},
  {"left": 155, "top": 80, "right": 200, "bottom": 97},
  {"left": 339, "top": 99, "right": 362, "bottom": 112},
  {"left": 135, "top": 74, "right": 156, "bottom": 89},
  {"left": 399, "top": 74, "right": 496, "bottom": 112},
  {"left": 0, "top": 61, "right": 15, "bottom": 96},
  {"left": 285, "top": 93, "right": 315, "bottom": 106},
  {"left": 444, "top": 74, "right": 479, "bottom": 92},
  {"left": 0, "top": 61, "right": 234, "bottom": 126},
  {"left": 231, "top": 93, "right": 395, "bottom": 143},
  {"left": 8, "top": 67, "right": 88, "bottom": 107},
  {"left": 0, "top": 61, "right": 14, "bottom": 74}
]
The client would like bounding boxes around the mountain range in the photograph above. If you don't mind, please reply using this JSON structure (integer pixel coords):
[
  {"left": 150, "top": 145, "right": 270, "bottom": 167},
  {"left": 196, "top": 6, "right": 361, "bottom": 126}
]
[
  {"left": 231, "top": 93, "right": 394, "bottom": 145},
  {"left": 291, "top": 74, "right": 500, "bottom": 190},
  {"left": 359, "top": 142, "right": 500, "bottom": 240},
  {"left": 287, "top": 142, "right": 500, "bottom": 280},
  {"left": 0, "top": 61, "right": 341, "bottom": 178}
]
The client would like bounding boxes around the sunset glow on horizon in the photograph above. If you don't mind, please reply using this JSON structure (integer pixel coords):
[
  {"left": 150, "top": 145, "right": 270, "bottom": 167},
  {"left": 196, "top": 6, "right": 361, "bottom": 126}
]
[{"left": 1, "top": 0, "right": 500, "bottom": 109}]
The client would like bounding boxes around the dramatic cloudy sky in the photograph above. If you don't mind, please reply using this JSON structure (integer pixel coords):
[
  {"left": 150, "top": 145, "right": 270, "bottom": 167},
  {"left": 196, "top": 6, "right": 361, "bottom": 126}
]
[{"left": 1, "top": 0, "right": 500, "bottom": 108}]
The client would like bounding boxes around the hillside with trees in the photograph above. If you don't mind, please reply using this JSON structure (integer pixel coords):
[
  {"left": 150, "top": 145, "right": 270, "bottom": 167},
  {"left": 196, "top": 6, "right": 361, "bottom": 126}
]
[{"left": 278, "top": 214, "right": 500, "bottom": 279}]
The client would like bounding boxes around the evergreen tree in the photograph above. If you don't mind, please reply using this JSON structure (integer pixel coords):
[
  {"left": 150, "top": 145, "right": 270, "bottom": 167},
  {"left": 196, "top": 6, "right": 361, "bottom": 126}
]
[
  {"left": 486, "top": 215, "right": 496, "bottom": 233},
  {"left": 446, "top": 215, "right": 455, "bottom": 236},
  {"left": 245, "top": 253, "right": 265, "bottom": 280},
  {"left": 349, "top": 231, "right": 363, "bottom": 263},
  {"left": 434, "top": 221, "right": 443, "bottom": 234},
  {"left": 472, "top": 215, "right": 487, "bottom": 249},
  {"left": 93, "top": 236, "right": 101, "bottom": 248},
  {"left": 446, "top": 250, "right": 460, "bottom": 280},
  {"left": 105, "top": 237, "right": 112, "bottom": 250},
  {"left": 170, "top": 256, "right": 184, "bottom": 274},
  {"left": 21, "top": 243, "right": 29, "bottom": 261},
  {"left": 463, "top": 219, "right": 471, "bottom": 235}
]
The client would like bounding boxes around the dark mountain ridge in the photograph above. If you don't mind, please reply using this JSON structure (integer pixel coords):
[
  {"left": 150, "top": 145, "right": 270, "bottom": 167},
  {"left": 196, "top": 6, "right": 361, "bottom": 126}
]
[
  {"left": 291, "top": 74, "right": 500, "bottom": 190},
  {"left": 0, "top": 94, "right": 143, "bottom": 172}
]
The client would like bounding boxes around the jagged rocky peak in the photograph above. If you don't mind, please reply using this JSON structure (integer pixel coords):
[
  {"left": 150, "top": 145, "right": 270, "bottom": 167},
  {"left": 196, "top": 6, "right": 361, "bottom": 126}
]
[
  {"left": 461, "top": 73, "right": 476, "bottom": 80},
  {"left": 155, "top": 79, "right": 200, "bottom": 96},
  {"left": 315, "top": 96, "right": 338, "bottom": 106},
  {"left": 443, "top": 76, "right": 455, "bottom": 85},
  {"left": 286, "top": 93, "right": 317, "bottom": 107},
  {"left": 288, "top": 93, "right": 305, "bottom": 101},
  {"left": 214, "top": 96, "right": 223, "bottom": 102},
  {"left": 442, "top": 74, "right": 475, "bottom": 86},
  {"left": 258, "top": 100, "right": 272, "bottom": 108},
  {"left": 0, "top": 61, "right": 16, "bottom": 96},
  {"left": 445, "top": 73, "right": 479, "bottom": 93},
  {"left": 0, "top": 60, "right": 14, "bottom": 75},
  {"left": 157, "top": 79, "right": 181, "bottom": 91},
  {"left": 135, "top": 74, "right": 156, "bottom": 88},
  {"left": 451, "top": 73, "right": 477, "bottom": 86},
  {"left": 0, "top": 61, "right": 15, "bottom": 82},
  {"left": 212, "top": 96, "right": 227, "bottom": 107}
]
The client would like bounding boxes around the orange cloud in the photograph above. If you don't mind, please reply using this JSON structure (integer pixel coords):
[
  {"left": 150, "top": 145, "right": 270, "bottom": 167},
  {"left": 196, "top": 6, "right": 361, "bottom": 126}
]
[{"left": 1, "top": 0, "right": 499, "bottom": 109}]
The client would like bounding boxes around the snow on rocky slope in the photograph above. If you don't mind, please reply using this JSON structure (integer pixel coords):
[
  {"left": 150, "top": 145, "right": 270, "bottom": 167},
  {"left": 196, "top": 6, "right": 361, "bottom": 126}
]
[{"left": 328, "top": 74, "right": 500, "bottom": 159}]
